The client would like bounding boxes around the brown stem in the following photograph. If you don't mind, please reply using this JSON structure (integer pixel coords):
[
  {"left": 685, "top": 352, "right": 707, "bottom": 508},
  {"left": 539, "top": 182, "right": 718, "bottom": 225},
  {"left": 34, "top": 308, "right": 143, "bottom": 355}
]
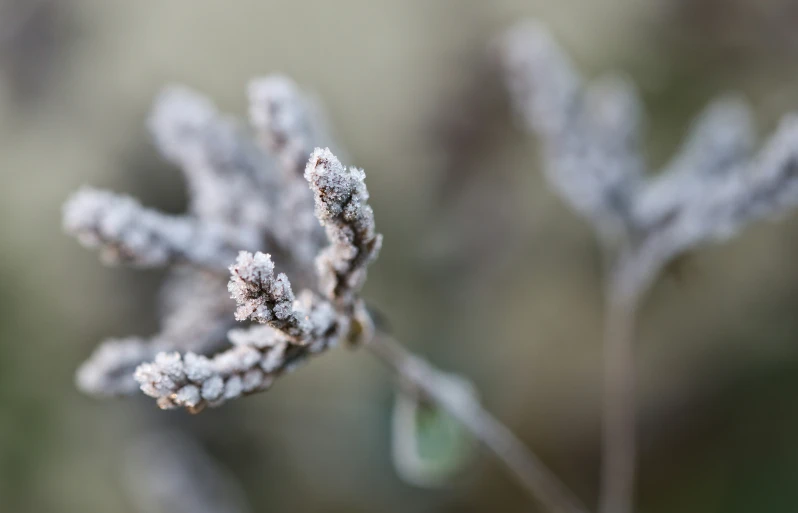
[
  {"left": 367, "top": 333, "right": 589, "bottom": 513},
  {"left": 598, "top": 287, "right": 638, "bottom": 513}
]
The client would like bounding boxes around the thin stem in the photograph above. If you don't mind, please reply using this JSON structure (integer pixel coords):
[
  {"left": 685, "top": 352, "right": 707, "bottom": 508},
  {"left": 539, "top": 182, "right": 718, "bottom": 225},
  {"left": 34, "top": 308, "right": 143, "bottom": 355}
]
[
  {"left": 367, "top": 332, "right": 589, "bottom": 513},
  {"left": 598, "top": 283, "right": 638, "bottom": 513}
]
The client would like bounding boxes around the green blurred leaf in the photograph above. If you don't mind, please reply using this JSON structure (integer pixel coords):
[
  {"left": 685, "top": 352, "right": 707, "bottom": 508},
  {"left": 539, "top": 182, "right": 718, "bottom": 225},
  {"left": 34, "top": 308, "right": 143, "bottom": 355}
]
[{"left": 391, "top": 391, "right": 474, "bottom": 488}]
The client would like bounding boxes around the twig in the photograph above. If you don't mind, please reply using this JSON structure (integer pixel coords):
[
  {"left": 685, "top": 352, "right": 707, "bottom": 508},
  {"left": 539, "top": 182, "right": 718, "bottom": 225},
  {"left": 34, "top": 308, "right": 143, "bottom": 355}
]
[
  {"left": 367, "top": 332, "right": 589, "bottom": 513},
  {"left": 598, "top": 278, "right": 638, "bottom": 513}
]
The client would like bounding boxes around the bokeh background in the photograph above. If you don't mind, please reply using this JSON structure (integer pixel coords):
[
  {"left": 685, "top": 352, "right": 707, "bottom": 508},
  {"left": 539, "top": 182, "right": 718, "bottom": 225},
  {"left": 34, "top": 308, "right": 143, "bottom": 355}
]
[{"left": 3, "top": 1, "right": 798, "bottom": 512}]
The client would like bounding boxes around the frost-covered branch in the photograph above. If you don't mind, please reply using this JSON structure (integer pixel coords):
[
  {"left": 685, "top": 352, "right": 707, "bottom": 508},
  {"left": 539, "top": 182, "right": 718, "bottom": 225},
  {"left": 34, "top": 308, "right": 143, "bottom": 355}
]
[
  {"left": 305, "top": 148, "right": 383, "bottom": 307},
  {"left": 227, "top": 251, "right": 314, "bottom": 340},
  {"left": 63, "top": 187, "right": 259, "bottom": 270},
  {"left": 135, "top": 290, "right": 340, "bottom": 412}
]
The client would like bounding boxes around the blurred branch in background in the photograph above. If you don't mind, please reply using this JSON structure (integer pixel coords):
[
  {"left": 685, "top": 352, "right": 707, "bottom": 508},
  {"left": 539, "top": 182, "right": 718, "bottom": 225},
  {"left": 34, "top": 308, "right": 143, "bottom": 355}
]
[
  {"left": 123, "top": 431, "right": 251, "bottom": 513},
  {"left": 419, "top": 47, "right": 530, "bottom": 301},
  {"left": 663, "top": 0, "right": 798, "bottom": 58},
  {"left": 0, "top": 0, "right": 75, "bottom": 107},
  {"left": 500, "top": 19, "right": 798, "bottom": 513}
]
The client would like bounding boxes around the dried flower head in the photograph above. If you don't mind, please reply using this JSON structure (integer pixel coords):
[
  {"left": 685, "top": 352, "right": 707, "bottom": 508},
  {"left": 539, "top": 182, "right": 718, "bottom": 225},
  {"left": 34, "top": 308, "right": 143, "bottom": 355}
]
[{"left": 64, "top": 75, "right": 382, "bottom": 411}]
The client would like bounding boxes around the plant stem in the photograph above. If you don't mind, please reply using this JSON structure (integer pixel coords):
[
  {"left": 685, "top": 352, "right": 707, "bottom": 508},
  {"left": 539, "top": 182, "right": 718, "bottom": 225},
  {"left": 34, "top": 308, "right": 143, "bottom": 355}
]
[
  {"left": 598, "top": 286, "right": 638, "bottom": 513},
  {"left": 367, "top": 332, "right": 589, "bottom": 513}
]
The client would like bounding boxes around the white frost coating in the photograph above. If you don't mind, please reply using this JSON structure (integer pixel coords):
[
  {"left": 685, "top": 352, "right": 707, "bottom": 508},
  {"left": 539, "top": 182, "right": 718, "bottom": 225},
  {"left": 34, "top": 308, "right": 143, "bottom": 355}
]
[
  {"left": 63, "top": 187, "right": 258, "bottom": 270},
  {"left": 305, "top": 148, "right": 383, "bottom": 306}
]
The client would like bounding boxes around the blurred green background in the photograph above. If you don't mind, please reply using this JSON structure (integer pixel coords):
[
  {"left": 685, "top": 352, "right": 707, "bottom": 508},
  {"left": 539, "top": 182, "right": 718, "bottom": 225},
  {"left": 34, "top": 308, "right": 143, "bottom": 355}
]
[{"left": 3, "top": 0, "right": 798, "bottom": 511}]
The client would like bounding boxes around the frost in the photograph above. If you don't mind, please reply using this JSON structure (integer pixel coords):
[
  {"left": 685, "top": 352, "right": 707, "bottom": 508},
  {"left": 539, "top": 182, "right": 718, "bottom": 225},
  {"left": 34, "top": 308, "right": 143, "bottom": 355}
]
[
  {"left": 227, "top": 251, "right": 312, "bottom": 340},
  {"left": 305, "top": 148, "right": 383, "bottom": 307}
]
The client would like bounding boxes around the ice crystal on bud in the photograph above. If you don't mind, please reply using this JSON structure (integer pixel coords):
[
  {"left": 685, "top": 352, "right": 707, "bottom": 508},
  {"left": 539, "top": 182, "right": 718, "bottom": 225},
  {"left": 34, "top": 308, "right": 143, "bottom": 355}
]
[
  {"left": 227, "top": 251, "right": 311, "bottom": 340},
  {"left": 305, "top": 148, "right": 383, "bottom": 306}
]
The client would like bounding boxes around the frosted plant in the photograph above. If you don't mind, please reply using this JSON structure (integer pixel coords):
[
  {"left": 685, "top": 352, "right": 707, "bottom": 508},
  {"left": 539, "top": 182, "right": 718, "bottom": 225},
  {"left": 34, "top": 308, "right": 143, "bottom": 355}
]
[
  {"left": 500, "top": 20, "right": 798, "bottom": 513},
  {"left": 65, "top": 75, "right": 587, "bottom": 513}
]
